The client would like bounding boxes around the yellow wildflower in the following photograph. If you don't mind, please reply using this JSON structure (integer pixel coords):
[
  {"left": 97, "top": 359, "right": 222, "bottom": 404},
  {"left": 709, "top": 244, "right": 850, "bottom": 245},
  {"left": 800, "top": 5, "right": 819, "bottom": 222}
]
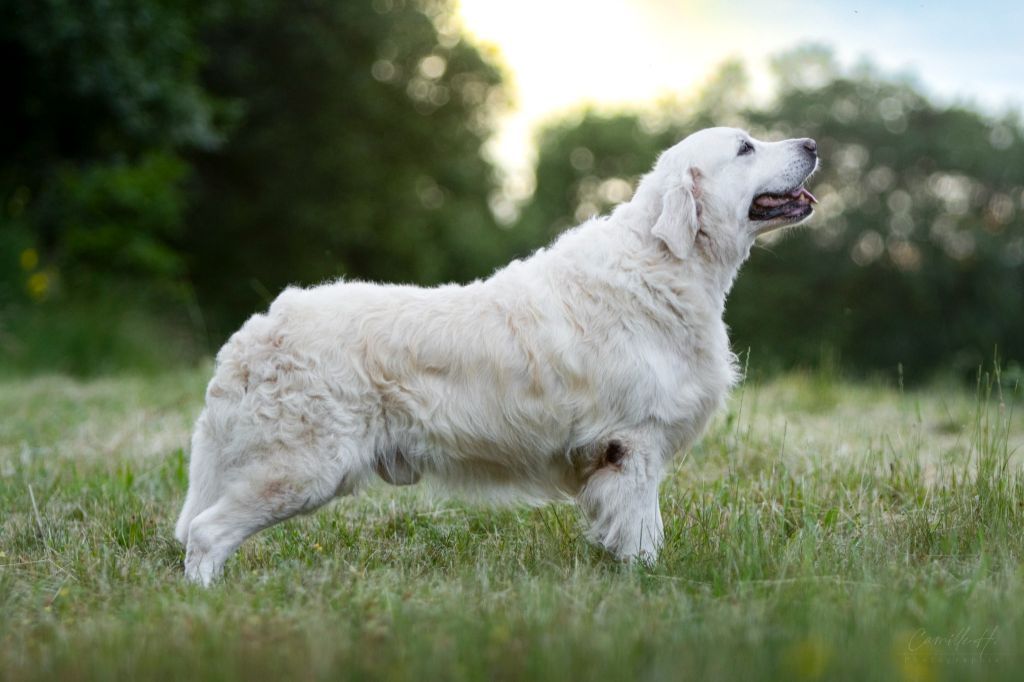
[{"left": 20, "top": 248, "right": 38, "bottom": 271}]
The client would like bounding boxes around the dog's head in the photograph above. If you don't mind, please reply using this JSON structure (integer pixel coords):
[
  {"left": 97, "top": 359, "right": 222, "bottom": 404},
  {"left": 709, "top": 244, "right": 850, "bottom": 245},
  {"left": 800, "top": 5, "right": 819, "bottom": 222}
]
[{"left": 641, "top": 127, "right": 819, "bottom": 262}]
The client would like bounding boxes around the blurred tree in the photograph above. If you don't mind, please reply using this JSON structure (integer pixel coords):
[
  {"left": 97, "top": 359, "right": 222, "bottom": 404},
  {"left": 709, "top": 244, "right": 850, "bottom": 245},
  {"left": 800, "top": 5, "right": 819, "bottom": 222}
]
[
  {"left": 182, "top": 0, "right": 510, "bottom": 335},
  {"left": 0, "top": 0, "right": 226, "bottom": 296},
  {"left": 515, "top": 49, "right": 1024, "bottom": 380},
  {"left": 0, "top": 0, "right": 229, "bottom": 373},
  {"left": 513, "top": 60, "right": 754, "bottom": 246},
  {"left": 4, "top": 0, "right": 1021, "bottom": 381},
  {"left": 2, "top": 0, "right": 510, "bottom": 372},
  {"left": 735, "top": 49, "right": 1024, "bottom": 379},
  {"left": 513, "top": 111, "right": 673, "bottom": 245}
]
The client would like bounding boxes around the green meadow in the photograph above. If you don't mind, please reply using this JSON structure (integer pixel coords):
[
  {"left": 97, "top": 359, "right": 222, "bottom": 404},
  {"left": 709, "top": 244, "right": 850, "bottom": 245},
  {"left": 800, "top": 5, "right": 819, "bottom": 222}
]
[{"left": 2, "top": 366, "right": 1021, "bottom": 681}]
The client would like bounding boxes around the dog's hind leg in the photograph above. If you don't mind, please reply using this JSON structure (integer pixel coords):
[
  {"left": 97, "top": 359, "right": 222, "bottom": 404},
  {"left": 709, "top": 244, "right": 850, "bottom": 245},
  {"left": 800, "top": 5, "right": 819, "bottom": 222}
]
[
  {"left": 174, "top": 412, "right": 223, "bottom": 545},
  {"left": 576, "top": 437, "right": 665, "bottom": 563},
  {"left": 183, "top": 441, "right": 369, "bottom": 586}
]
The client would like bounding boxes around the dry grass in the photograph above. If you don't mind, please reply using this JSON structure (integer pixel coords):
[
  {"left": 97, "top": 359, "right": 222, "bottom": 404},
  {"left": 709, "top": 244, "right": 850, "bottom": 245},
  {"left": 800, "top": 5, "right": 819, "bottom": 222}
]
[{"left": 1, "top": 365, "right": 1022, "bottom": 681}]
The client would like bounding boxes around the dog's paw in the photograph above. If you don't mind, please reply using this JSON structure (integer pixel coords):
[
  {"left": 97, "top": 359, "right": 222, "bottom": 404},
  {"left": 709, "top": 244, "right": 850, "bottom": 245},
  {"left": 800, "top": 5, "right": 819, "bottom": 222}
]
[
  {"left": 183, "top": 548, "right": 220, "bottom": 587},
  {"left": 613, "top": 539, "right": 662, "bottom": 566}
]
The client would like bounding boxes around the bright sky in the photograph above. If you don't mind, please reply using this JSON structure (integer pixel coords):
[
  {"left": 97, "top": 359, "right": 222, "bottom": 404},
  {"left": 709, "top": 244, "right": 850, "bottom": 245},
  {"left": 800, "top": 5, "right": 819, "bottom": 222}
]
[{"left": 457, "top": 0, "right": 1024, "bottom": 193}]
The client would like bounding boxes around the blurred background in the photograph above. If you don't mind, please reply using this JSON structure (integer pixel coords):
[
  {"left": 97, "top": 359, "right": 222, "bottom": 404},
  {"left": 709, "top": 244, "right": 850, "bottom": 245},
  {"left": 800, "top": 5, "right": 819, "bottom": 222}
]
[{"left": 2, "top": 0, "right": 1022, "bottom": 382}]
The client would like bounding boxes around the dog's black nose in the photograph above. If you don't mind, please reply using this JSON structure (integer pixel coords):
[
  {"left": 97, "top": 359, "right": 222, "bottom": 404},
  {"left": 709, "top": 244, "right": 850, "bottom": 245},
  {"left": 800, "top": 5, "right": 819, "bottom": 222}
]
[{"left": 802, "top": 138, "right": 817, "bottom": 155}]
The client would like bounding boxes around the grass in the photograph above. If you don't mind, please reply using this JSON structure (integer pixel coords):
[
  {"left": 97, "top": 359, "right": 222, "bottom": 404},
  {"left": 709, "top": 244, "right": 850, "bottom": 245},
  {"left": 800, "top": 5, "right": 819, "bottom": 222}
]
[
  {"left": 1, "top": 365, "right": 1023, "bottom": 681},
  {"left": 0, "top": 293, "right": 206, "bottom": 378}
]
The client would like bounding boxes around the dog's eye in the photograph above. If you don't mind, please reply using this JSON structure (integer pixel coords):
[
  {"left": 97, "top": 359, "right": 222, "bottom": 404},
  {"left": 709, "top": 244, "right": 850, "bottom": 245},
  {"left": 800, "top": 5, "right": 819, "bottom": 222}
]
[{"left": 737, "top": 141, "right": 755, "bottom": 156}]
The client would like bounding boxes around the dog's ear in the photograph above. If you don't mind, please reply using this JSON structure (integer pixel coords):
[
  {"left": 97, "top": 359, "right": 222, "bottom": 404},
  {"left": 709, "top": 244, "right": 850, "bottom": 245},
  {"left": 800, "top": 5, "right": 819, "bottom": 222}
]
[{"left": 652, "top": 168, "right": 702, "bottom": 260}]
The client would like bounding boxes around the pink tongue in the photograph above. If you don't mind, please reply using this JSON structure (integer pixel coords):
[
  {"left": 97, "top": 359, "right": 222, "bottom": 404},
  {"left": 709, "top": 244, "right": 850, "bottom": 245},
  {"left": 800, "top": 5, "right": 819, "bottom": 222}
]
[
  {"left": 754, "top": 187, "right": 818, "bottom": 208},
  {"left": 795, "top": 187, "right": 818, "bottom": 204}
]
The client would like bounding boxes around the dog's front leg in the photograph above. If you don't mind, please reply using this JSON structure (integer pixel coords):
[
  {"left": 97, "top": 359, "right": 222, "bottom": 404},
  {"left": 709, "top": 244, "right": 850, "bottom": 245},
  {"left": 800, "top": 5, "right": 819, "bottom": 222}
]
[{"left": 576, "top": 437, "right": 665, "bottom": 563}]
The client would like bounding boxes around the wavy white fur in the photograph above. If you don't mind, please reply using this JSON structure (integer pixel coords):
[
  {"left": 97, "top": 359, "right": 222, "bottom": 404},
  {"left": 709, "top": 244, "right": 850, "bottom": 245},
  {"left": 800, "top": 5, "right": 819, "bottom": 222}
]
[{"left": 175, "top": 127, "right": 819, "bottom": 585}]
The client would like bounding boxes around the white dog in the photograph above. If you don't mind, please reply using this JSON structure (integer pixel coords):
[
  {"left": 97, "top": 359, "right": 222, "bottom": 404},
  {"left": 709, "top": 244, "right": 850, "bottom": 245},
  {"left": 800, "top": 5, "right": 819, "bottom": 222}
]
[{"left": 175, "top": 127, "right": 818, "bottom": 585}]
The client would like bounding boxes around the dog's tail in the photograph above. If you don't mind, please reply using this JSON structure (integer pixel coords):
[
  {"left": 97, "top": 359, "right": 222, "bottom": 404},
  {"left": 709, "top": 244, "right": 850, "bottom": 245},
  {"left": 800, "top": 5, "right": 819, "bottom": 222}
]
[{"left": 174, "top": 411, "right": 223, "bottom": 545}]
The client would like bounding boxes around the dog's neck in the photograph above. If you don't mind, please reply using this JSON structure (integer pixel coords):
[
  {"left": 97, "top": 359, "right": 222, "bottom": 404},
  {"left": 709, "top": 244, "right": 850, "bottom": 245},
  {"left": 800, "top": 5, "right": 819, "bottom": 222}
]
[
  {"left": 617, "top": 197, "right": 754, "bottom": 315},
  {"left": 690, "top": 204, "right": 756, "bottom": 301}
]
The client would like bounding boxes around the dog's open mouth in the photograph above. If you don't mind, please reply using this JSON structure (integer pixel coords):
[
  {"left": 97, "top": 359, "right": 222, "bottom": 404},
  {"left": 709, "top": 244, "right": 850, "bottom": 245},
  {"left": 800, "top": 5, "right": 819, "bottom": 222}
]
[{"left": 748, "top": 186, "right": 818, "bottom": 224}]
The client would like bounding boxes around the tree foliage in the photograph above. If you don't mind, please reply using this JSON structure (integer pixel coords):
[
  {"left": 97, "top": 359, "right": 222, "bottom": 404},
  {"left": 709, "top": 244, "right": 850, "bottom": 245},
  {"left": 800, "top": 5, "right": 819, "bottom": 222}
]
[
  {"left": 0, "top": 0, "right": 224, "bottom": 291},
  {"left": 3, "top": 3, "right": 1022, "bottom": 380},
  {"left": 514, "top": 49, "right": 1024, "bottom": 379},
  {"left": 181, "top": 0, "right": 513, "bottom": 333},
  {"left": 2, "top": 0, "right": 513, "bottom": 371}
]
